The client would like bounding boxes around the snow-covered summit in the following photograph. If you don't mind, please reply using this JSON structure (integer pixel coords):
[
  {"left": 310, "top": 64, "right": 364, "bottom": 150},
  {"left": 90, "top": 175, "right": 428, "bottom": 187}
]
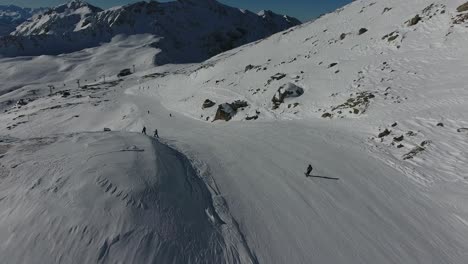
[
  {"left": 0, "top": 5, "right": 45, "bottom": 36},
  {"left": 0, "top": 0, "right": 301, "bottom": 62},
  {"left": 12, "top": 0, "right": 102, "bottom": 36}
]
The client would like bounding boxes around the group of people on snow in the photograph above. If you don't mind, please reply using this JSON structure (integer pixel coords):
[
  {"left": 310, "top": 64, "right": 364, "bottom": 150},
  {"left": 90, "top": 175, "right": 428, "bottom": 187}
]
[{"left": 142, "top": 126, "right": 158, "bottom": 138}]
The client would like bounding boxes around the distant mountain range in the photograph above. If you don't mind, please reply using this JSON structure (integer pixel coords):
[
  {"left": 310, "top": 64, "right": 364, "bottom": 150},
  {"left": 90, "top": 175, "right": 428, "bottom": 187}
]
[
  {"left": 0, "top": 5, "right": 45, "bottom": 36},
  {"left": 0, "top": 0, "right": 301, "bottom": 63}
]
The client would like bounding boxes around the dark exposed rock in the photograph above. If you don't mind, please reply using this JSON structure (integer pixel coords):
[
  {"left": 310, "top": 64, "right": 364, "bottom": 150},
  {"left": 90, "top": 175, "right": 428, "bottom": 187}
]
[
  {"left": 457, "top": 2, "right": 468, "bottom": 12},
  {"left": 213, "top": 100, "right": 249, "bottom": 121},
  {"left": 403, "top": 146, "right": 425, "bottom": 160},
  {"left": 340, "top": 33, "right": 347, "bottom": 40},
  {"left": 332, "top": 91, "right": 375, "bottom": 114},
  {"left": 397, "top": 144, "right": 404, "bottom": 149},
  {"left": 202, "top": 99, "right": 216, "bottom": 109},
  {"left": 103, "top": 128, "right": 111, "bottom": 132},
  {"left": 117, "top": 68, "right": 132, "bottom": 78},
  {"left": 16, "top": 99, "right": 28, "bottom": 107},
  {"left": 393, "top": 135, "right": 404, "bottom": 142},
  {"left": 358, "top": 28, "right": 368, "bottom": 35},
  {"left": 382, "top": 7, "right": 392, "bottom": 14},
  {"left": 406, "top": 131, "right": 417, "bottom": 136},
  {"left": 436, "top": 122, "right": 444, "bottom": 127},
  {"left": 245, "top": 64, "right": 259, "bottom": 72},
  {"left": 383, "top": 31, "right": 399, "bottom": 42},
  {"left": 322, "top": 113, "right": 332, "bottom": 118},
  {"left": 230, "top": 100, "right": 248, "bottom": 111},
  {"left": 453, "top": 13, "right": 468, "bottom": 24},
  {"left": 378, "top": 129, "right": 391, "bottom": 138},
  {"left": 421, "top": 140, "right": 432, "bottom": 147},
  {"left": 272, "top": 83, "right": 304, "bottom": 109},
  {"left": 266, "top": 73, "right": 287, "bottom": 85},
  {"left": 407, "top": 14, "right": 422, "bottom": 26},
  {"left": 387, "top": 35, "right": 399, "bottom": 41},
  {"left": 457, "top": 128, "right": 468, "bottom": 133},
  {"left": 61, "top": 91, "right": 71, "bottom": 98},
  {"left": 391, "top": 122, "right": 398, "bottom": 127},
  {"left": 246, "top": 115, "right": 259, "bottom": 121},
  {"left": 214, "top": 103, "right": 235, "bottom": 122},
  {"left": 328, "top": 63, "right": 338, "bottom": 68}
]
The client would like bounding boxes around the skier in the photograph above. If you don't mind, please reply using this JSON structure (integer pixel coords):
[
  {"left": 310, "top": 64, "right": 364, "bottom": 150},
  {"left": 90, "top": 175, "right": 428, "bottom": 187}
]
[
  {"left": 305, "top": 164, "right": 313, "bottom": 177},
  {"left": 153, "top": 129, "right": 159, "bottom": 138},
  {"left": 142, "top": 126, "right": 147, "bottom": 135}
]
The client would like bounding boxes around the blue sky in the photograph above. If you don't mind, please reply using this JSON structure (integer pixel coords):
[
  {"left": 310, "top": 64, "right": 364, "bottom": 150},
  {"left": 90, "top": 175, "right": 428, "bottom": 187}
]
[{"left": 0, "top": 0, "right": 353, "bottom": 21}]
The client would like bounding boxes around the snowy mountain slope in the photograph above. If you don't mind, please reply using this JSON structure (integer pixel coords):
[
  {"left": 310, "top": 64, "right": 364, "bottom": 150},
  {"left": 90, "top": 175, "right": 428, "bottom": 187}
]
[
  {"left": 0, "top": 132, "right": 256, "bottom": 264},
  {"left": 0, "top": 5, "right": 44, "bottom": 36},
  {"left": 0, "top": 0, "right": 300, "bottom": 62},
  {"left": 148, "top": 0, "right": 468, "bottom": 183},
  {"left": 13, "top": 0, "right": 103, "bottom": 36},
  {"left": 1, "top": 0, "right": 468, "bottom": 263}
]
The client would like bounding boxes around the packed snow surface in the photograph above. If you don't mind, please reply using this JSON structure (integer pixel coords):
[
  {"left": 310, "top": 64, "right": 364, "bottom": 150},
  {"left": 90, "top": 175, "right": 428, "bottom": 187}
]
[
  {"left": 0, "top": 132, "right": 255, "bottom": 264},
  {"left": 1, "top": 0, "right": 468, "bottom": 263}
]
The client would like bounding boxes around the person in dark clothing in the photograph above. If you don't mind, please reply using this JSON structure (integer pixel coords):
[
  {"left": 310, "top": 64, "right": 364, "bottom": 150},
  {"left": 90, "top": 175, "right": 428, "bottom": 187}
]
[
  {"left": 142, "top": 126, "right": 147, "bottom": 135},
  {"left": 153, "top": 129, "right": 159, "bottom": 138},
  {"left": 305, "top": 164, "right": 313, "bottom": 177}
]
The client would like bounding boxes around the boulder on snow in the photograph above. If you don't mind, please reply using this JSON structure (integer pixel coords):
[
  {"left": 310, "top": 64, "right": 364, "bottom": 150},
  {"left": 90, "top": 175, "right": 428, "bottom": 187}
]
[
  {"left": 117, "top": 68, "right": 133, "bottom": 78},
  {"left": 407, "top": 14, "right": 422, "bottom": 26},
  {"left": 272, "top": 83, "right": 304, "bottom": 109},
  {"left": 457, "top": 2, "right": 468, "bottom": 12},
  {"left": 358, "top": 28, "right": 368, "bottom": 35},
  {"left": 214, "top": 103, "right": 236, "bottom": 121},
  {"left": 244, "top": 64, "right": 259, "bottom": 72},
  {"left": 202, "top": 99, "right": 216, "bottom": 109},
  {"left": 103, "top": 128, "right": 112, "bottom": 132},
  {"left": 378, "top": 129, "right": 391, "bottom": 138},
  {"left": 16, "top": 99, "right": 28, "bottom": 107},
  {"left": 457, "top": 128, "right": 468, "bottom": 133},
  {"left": 213, "top": 100, "right": 249, "bottom": 121},
  {"left": 403, "top": 146, "right": 425, "bottom": 160},
  {"left": 230, "top": 100, "right": 248, "bottom": 111}
]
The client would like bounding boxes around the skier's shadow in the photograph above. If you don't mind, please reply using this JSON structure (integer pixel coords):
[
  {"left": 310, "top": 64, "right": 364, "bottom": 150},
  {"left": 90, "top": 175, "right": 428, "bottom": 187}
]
[{"left": 307, "top": 175, "right": 339, "bottom": 180}]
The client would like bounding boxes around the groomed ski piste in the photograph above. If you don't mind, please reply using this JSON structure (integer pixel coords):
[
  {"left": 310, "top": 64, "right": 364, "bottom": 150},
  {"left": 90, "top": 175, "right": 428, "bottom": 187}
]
[{"left": 1, "top": 0, "right": 468, "bottom": 263}]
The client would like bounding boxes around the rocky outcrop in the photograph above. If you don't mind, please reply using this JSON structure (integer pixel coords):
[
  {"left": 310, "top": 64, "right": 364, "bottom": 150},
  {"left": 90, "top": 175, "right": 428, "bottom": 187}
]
[
  {"left": 214, "top": 103, "right": 235, "bottom": 121},
  {"left": 202, "top": 99, "right": 216, "bottom": 109},
  {"left": 272, "top": 83, "right": 304, "bottom": 109},
  {"left": 407, "top": 14, "right": 422, "bottom": 26},
  {"left": 378, "top": 129, "right": 391, "bottom": 138},
  {"left": 213, "top": 100, "right": 249, "bottom": 121},
  {"left": 457, "top": 2, "right": 468, "bottom": 12}
]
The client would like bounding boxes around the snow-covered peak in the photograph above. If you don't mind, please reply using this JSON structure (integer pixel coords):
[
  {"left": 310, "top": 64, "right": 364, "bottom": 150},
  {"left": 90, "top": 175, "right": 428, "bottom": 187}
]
[
  {"left": 2, "top": 0, "right": 301, "bottom": 62},
  {"left": 0, "top": 5, "right": 44, "bottom": 36},
  {"left": 48, "top": 0, "right": 102, "bottom": 15},
  {"left": 12, "top": 0, "right": 102, "bottom": 36}
]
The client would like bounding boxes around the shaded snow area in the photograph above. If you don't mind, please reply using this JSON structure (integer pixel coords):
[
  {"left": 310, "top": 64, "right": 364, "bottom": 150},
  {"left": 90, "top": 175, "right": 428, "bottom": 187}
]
[
  {"left": 0, "top": 5, "right": 44, "bottom": 36},
  {"left": 0, "top": 0, "right": 299, "bottom": 60},
  {"left": 0, "top": 132, "right": 256, "bottom": 264}
]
